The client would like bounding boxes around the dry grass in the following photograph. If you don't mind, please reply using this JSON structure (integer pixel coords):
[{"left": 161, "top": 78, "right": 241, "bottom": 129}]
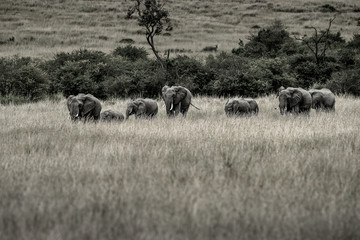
[
  {"left": 0, "top": 96, "right": 360, "bottom": 239},
  {"left": 0, "top": 0, "right": 359, "bottom": 59}
]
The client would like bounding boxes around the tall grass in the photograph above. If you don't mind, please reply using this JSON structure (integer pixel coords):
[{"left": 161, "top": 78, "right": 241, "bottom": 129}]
[{"left": 0, "top": 96, "right": 359, "bottom": 239}]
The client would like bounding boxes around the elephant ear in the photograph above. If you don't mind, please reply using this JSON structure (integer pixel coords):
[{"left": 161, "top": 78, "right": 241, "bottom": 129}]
[
  {"left": 174, "top": 87, "right": 187, "bottom": 104},
  {"left": 162, "top": 85, "right": 169, "bottom": 97},
  {"left": 232, "top": 100, "right": 241, "bottom": 113},
  {"left": 137, "top": 100, "right": 146, "bottom": 112},
  {"left": 82, "top": 95, "right": 96, "bottom": 115},
  {"left": 289, "top": 89, "right": 302, "bottom": 107},
  {"left": 311, "top": 91, "right": 322, "bottom": 104}
]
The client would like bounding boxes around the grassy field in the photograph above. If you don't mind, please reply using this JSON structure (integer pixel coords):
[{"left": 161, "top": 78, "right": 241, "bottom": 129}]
[
  {"left": 0, "top": 0, "right": 359, "bottom": 59},
  {"left": 0, "top": 96, "right": 359, "bottom": 239}
]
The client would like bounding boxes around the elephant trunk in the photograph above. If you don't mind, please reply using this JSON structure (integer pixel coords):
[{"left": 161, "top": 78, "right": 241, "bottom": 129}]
[
  {"left": 125, "top": 109, "right": 131, "bottom": 120},
  {"left": 165, "top": 99, "right": 174, "bottom": 117},
  {"left": 279, "top": 97, "right": 287, "bottom": 115},
  {"left": 279, "top": 107, "right": 285, "bottom": 115}
]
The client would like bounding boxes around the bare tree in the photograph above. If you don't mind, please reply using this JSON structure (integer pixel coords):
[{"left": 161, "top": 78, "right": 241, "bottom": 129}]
[
  {"left": 296, "top": 17, "right": 336, "bottom": 65},
  {"left": 126, "top": 0, "right": 172, "bottom": 70}
]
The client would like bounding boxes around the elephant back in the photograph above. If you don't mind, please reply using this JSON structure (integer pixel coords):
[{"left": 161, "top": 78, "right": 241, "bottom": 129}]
[{"left": 143, "top": 98, "right": 158, "bottom": 115}]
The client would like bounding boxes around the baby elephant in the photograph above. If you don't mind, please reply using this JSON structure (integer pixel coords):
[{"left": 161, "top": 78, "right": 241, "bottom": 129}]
[
  {"left": 224, "top": 98, "right": 251, "bottom": 117},
  {"left": 126, "top": 98, "right": 158, "bottom": 119},
  {"left": 100, "top": 110, "right": 124, "bottom": 122}
]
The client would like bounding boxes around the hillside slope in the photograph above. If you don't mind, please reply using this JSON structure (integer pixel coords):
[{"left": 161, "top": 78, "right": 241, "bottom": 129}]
[{"left": 0, "top": 0, "right": 359, "bottom": 58}]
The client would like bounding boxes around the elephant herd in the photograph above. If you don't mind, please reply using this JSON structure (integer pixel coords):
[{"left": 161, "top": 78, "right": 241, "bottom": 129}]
[
  {"left": 277, "top": 87, "right": 335, "bottom": 115},
  {"left": 66, "top": 86, "right": 335, "bottom": 122}
]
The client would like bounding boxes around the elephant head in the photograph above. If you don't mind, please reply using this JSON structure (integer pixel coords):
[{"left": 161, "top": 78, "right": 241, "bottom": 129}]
[
  {"left": 126, "top": 99, "right": 145, "bottom": 119},
  {"left": 162, "top": 86, "right": 188, "bottom": 117},
  {"left": 278, "top": 89, "right": 292, "bottom": 115},
  {"left": 309, "top": 90, "right": 323, "bottom": 109},
  {"left": 276, "top": 86, "right": 285, "bottom": 97},
  {"left": 67, "top": 94, "right": 101, "bottom": 121},
  {"left": 224, "top": 99, "right": 236, "bottom": 116}
]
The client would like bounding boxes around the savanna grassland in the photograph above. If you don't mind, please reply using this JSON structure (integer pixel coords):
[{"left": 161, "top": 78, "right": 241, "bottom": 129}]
[
  {"left": 1, "top": 0, "right": 360, "bottom": 239},
  {"left": 0, "top": 0, "right": 359, "bottom": 59},
  {"left": 1, "top": 96, "right": 360, "bottom": 239}
]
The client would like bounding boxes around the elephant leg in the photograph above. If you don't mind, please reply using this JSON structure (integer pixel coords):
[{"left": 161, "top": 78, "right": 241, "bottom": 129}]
[
  {"left": 135, "top": 113, "right": 143, "bottom": 119},
  {"left": 174, "top": 104, "right": 181, "bottom": 117},
  {"left": 303, "top": 108, "right": 310, "bottom": 115},
  {"left": 83, "top": 112, "right": 91, "bottom": 122},
  {"left": 180, "top": 105, "right": 189, "bottom": 117}
]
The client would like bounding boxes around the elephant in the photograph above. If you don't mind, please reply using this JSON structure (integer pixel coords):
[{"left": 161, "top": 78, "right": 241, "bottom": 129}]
[
  {"left": 126, "top": 98, "right": 158, "bottom": 119},
  {"left": 224, "top": 98, "right": 251, "bottom": 117},
  {"left": 100, "top": 110, "right": 125, "bottom": 122},
  {"left": 308, "top": 88, "right": 335, "bottom": 112},
  {"left": 278, "top": 87, "right": 312, "bottom": 115},
  {"left": 242, "top": 98, "right": 259, "bottom": 115},
  {"left": 162, "top": 85, "right": 200, "bottom": 117},
  {"left": 67, "top": 93, "right": 102, "bottom": 122}
]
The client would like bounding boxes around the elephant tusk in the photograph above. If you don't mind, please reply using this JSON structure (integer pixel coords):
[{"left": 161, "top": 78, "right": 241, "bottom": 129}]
[
  {"left": 170, "top": 103, "right": 173, "bottom": 111},
  {"left": 75, "top": 114, "right": 79, "bottom": 118}
]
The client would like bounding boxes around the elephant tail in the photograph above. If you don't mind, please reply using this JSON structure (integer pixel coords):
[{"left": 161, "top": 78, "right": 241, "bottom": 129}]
[{"left": 191, "top": 102, "right": 200, "bottom": 110}]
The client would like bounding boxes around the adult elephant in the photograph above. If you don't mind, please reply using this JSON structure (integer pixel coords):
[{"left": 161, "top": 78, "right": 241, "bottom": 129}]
[
  {"left": 162, "top": 85, "right": 199, "bottom": 117},
  {"left": 308, "top": 88, "right": 335, "bottom": 112},
  {"left": 278, "top": 87, "right": 312, "bottom": 115},
  {"left": 242, "top": 98, "right": 259, "bottom": 115},
  {"left": 224, "top": 98, "right": 251, "bottom": 117},
  {"left": 100, "top": 110, "right": 125, "bottom": 122},
  {"left": 67, "top": 93, "right": 102, "bottom": 122},
  {"left": 126, "top": 98, "right": 158, "bottom": 119}
]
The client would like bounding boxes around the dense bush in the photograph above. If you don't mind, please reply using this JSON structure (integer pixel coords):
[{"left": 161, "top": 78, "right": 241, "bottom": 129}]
[
  {"left": 289, "top": 54, "right": 340, "bottom": 88},
  {"left": 44, "top": 49, "right": 108, "bottom": 96},
  {"left": 242, "top": 20, "right": 298, "bottom": 58},
  {"left": 113, "top": 45, "right": 148, "bottom": 61},
  {"left": 348, "top": 34, "right": 360, "bottom": 50},
  {"left": 167, "top": 55, "right": 214, "bottom": 95},
  {"left": 1, "top": 23, "right": 360, "bottom": 104},
  {"left": 204, "top": 53, "right": 296, "bottom": 97},
  {"left": 0, "top": 57, "right": 49, "bottom": 104},
  {"left": 102, "top": 56, "right": 165, "bottom": 98},
  {"left": 326, "top": 69, "right": 360, "bottom": 96}
]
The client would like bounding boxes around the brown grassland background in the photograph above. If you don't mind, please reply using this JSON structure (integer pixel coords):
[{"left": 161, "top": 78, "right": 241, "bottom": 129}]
[{"left": 1, "top": 0, "right": 360, "bottom": 239}]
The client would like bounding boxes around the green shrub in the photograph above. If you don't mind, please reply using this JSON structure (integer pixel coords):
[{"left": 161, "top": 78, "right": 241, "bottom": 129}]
[
  {"left": 289, "top": 54, "right": 339, "bottom": 88},
  {"left": 102, "top": 56, "right": 164, "bottom": 98},
  {"left": 167, "top": 55, "right": 214, "bottom": 95},
  {"left": 348, "top": 34, "right": 360, "bottom": 50},
  {"left": 44, "top": 49, "right": 107, "bottom": 96},
  {"left": 319, "top": 4, "right": 337, "bottom": 12},
  {"left": 56, "top": 60, "right": 107, "bottom": 98},
  {"left": 336, "top": 48, "right": 356, "bottom": 67},
  {"left": 0, "top": 57, "right": 49, "bottom": 103},
  {"left": 113, "top": 45, "right": 148, "bottom": 61},
  {"left": 244, "top": 20, "right": 297, "bottom": 58},
  {"left": 326, "top": 69, "right": 360, "bottom": 96}
]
